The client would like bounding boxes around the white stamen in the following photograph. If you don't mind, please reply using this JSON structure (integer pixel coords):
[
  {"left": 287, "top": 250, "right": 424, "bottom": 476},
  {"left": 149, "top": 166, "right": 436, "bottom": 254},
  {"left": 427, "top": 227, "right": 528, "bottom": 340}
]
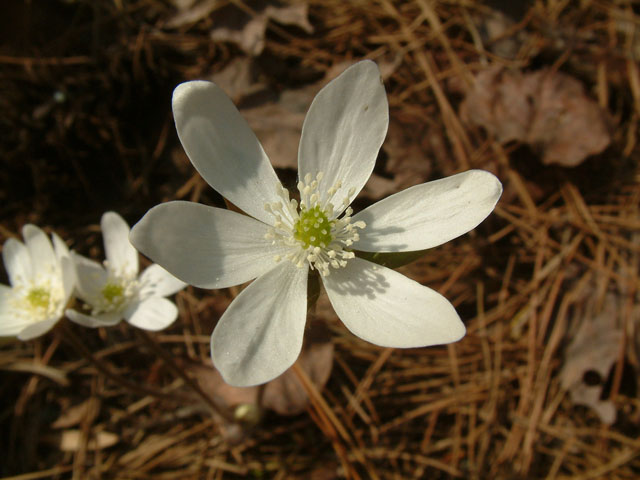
[{"left": 263, "top": 171, "right": 365, "bottom": 276}]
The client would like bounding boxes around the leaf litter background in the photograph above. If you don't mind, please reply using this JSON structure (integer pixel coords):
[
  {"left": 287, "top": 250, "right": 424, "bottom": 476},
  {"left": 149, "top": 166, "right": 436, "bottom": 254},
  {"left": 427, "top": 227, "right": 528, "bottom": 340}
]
[{"left": 1, "top": 0, "right": 640, "bottom": 478}]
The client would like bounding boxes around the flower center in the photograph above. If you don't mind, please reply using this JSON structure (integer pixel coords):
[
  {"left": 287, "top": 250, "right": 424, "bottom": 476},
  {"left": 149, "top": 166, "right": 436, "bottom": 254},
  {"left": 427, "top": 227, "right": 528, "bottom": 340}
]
[
  {"left": 102, "top": 283, "right": 125, "bottom": 305},
  {"left": 27, "top": 287, "right": 50, "bottom": 310},
  {"left": 85, "top": 276, "right": 138, "bottom": 315},
  {"left": 294, "top": 205, "right": 333, "bottom": 249},
  {"left": 264, "top": 172, "right": 365, "bottom": 276},
  {"left": 11, "top": 277, "right": 65, "bottom": 323}
]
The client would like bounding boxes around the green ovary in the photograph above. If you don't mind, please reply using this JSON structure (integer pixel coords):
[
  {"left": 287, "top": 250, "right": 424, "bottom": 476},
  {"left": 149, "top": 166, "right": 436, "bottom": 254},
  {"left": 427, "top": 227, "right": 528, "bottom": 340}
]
[
  {"left": 27, "top": 287, "right": 50, "bottom": 309},
  {"left": 294, "top": 206, "right": 333, "bottom": 249},
  {"left": 102, "top": 283, "right": 124, "bottom": 304}
]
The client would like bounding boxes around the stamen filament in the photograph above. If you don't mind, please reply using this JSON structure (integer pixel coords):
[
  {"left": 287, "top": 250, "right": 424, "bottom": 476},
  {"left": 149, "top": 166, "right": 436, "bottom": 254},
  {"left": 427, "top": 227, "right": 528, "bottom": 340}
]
[{"left": 264, "top": 171, "right": 365, "bottom": 276}]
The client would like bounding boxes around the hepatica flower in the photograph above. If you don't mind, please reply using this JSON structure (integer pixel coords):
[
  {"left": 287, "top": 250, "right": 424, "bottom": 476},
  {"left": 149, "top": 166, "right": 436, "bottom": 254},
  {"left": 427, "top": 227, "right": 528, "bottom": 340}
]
[
  {"left": 0, "top": 225, "right": 75, "bottom": 340},
  {"left": 66, "top": 212, "right": 185, "bottom": 331},
  {"left": 131, "top": 61, "right": 502, "bottom": 386}
]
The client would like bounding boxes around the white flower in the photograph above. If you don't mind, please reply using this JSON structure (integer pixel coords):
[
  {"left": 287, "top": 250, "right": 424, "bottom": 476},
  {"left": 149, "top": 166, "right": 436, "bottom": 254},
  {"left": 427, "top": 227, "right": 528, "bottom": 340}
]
[
  {"left": 130, "top": 61, "right": 503, "bottom": 386},
  {"left": 0, "top": 225, "right": 75, "bottom": 340},
  {"left": 66, "top": 212, "right": 185, "bottom": 331}
]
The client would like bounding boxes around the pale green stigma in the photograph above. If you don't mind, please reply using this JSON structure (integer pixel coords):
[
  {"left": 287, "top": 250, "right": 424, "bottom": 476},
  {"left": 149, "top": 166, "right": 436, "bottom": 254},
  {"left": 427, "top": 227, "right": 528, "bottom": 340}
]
[
  {"left": 27, "top": 287, "right": 50, "bottom": 309},
  {"left": 264, "top": 171, "right": 366, "bottom": 276},
  {"left": 294, "top": 205, "right": 333, "bottom": 248},
  {"left": 102, "top": 283, "right": 124, "bottom": 304}
]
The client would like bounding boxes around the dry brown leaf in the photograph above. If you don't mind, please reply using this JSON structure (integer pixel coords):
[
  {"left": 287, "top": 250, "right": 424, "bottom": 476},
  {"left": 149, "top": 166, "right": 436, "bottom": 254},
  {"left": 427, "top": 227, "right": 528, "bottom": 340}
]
[
  {"left": 243, "top": 58, "right": 400, "bottom": 173},
  {"left": 461, "top": 67, "right": 611, "bottom": 166},
  {"left": 262, "top": 322, "right": 334, "bottom": 416},
  {"left": 243, "top": 88, "right": 312, "bottom": 169},
  {"left": 189, "top": 323, "right": 333, "bottom": 418},
  {"left": 209, "top": 57, "right": 266, "bottom": 103},
  {"left": 167, "top": 1, "right": 313, "bottom": 54},
  {"left": 560, "top": 293, "right": 622, "bottom": 425},
  {"left": 166, "top": 0, "right": 219, "bottom": 28},
  {"left": 51, "top": 400, "right": 91, "bottom": 429},
  {"left": 210, "top": 1, "right": 313, "bottom": 56},
  {"left": 190, "top": 361, "right": 260, "bottom": 410},
  {"left": 59, "top": 429, "right": 119, "bottom": 452}
]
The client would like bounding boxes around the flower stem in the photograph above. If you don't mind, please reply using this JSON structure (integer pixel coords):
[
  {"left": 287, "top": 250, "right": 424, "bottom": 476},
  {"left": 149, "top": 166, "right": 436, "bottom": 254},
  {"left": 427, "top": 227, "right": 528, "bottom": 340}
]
[
  {"left": 135, "top": 329, "right": 234, "bottom": 423},
  {"left": 58, "top": 320, "right": 185, "bottom": 402}
]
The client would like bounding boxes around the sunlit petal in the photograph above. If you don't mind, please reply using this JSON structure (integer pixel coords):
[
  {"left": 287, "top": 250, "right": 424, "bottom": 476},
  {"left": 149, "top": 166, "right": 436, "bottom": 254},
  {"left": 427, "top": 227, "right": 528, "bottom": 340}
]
[
  {"left": 131, "top": 201, "right": 292, "bottom": 289},
  {"left": 173, "top": 81, "right": 285, "bottom": 225},
  {"left": 211, "top": 261, "right": 308, "bottom": 387},
  {"left": 298, "top": 61, "right": 388, "bottom": 216},
  {"left": 323, "top": 257, "right": 465, "bottom": 348},
  {"left": 353, "top": 170, "right": 502, "bottom": 252}
]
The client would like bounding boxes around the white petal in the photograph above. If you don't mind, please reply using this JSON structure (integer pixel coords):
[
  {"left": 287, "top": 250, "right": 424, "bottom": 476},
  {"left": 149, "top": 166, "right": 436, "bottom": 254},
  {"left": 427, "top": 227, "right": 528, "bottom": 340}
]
[
  {"left": 66, "top": 309, "right": 122, "bottom": 328},
  {"left": 323, "top": 257, "right": 465, "bottom": 348},
  {"left": 18, "top": 317, "right": 60, "bottom": 341},
  {"left": 353, "top": 170, "right": 503, "bottom": 252},
  {"left": 72, "top": 253, "right": 108, "bottom": 302},
  {"left": 0, "top": 286, "right": 24, "bottom": 336},
  {"left": 138, "top": 264, "right": 186, "bottom": 299},
  {"left": 23, "top": 225, "right": 57, "bottom": 279},
  {"left": 0, "top": 315, "right": 23, "bottom": 337},
  {"left": 298, "top": 61, "right": 388, "bottom": 215},
  {"left": 172, "top": 81, "right": 284, "bottom": 225},
  {"left": 211, "top": 261, "right": 308, "bottom": 387},
  {"left": 130, "top": 201, "right": 290, "bottom": 289},
  {"left": 52, "top": 234, "right": 76, "bottom": 301},
  {"left": 2, "top": 238, "right": 32, "bottom": 286},
  {"left": 102, "top": 212, "right": 138, "bottom": 278},
  {"left": 123, "top": 297, "right": 178, "bottom": 331}
]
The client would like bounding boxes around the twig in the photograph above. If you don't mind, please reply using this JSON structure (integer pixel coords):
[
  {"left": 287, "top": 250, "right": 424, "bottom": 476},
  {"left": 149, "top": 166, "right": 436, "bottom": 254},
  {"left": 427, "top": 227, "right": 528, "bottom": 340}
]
[
  {"left": 58, "top": 321, "right": 183, "bottom": 402},
  {"left": 135, "top": 329, "right": 234, "bottom": 423}
]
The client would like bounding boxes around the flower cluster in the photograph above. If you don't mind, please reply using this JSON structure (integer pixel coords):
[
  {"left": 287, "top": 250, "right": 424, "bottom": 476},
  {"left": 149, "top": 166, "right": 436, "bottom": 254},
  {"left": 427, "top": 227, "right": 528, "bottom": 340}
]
[
  {"left": 0, "top": 212, "right": 185, "bottom": 339},
  {"left": 131, "top": 60, "right": 503, "bottom": 387}
]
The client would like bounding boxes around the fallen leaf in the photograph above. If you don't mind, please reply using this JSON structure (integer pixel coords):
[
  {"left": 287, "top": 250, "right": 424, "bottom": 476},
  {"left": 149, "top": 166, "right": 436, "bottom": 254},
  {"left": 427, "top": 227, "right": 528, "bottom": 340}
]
[
  {"left": 210, "top": 1, "right": 313, "bottom": 56},
  {"left": 209, "top": 57, "right": 267, "bottom": 103},
  {"left": 243, "top": 89, "right": 311, "bottom": 169},
  {"left": 560, "top": 292, "right": 622, "bottom": 424},
  {"left": 190, "top": 361, "right": 260, "bottom": 410},
  {"left": 51, "top": 400, "right": 91, "bottom": 429},
  {"left": 188, "top": 322, "right": 333, "bottom": 419},
  {"left": 262, "top": 322, "right": 334, "bottom": 416},
  {"left": 461, "top": 67, "right": 611, "bottom": 166},
  {"left": 166, "top": 0, "right": 219, "bottom": 29},
  {"left": 59, "top": 429, "right": 119, "bottom": 452}
]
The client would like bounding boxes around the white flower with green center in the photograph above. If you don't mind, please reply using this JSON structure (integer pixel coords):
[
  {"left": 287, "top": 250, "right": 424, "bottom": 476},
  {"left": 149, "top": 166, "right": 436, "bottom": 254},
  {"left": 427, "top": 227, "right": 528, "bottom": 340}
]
[
  {"left": 130, "top": 61, "right": 503, "bottom": 387},
  {"left": 66, "top": 212, "right": 186, "bottom": 331},
  {"left": 0, "top": 225, "right": 75, "bottom": 340}
]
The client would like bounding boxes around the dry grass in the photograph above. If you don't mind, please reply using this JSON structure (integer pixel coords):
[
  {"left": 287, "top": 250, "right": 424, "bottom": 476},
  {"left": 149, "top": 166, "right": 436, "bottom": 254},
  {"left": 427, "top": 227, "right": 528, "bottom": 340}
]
[{"left": 1, "top": 0, "right": 639, "bottom": 478}]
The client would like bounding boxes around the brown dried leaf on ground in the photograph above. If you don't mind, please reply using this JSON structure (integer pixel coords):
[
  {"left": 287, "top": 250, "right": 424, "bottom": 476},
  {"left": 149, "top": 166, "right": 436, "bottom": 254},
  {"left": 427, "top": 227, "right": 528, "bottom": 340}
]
[
  {"left": 241, "top": 58, "right": 400, "bottom": 170},
  {"left": 262, "top": 322, "right": 334, "bottom": 415},
  {"left": 461, "top": 67, "right": 611, "bottom": 166},
  {"left": 243, "top": 88, "right": 312, "bottom": 169},
  {"left": 190, "top": 322, "right": 333, "bottom": 418},
  {"left": 210, "top": 1, "right": 313, "bottom": 56},
  {"left": 167, "top": 0, "right": 314, "bottom": 48},
  {"left": 166, "top": 0, "right": 218, "bottom": 28},
  {"left": 559, "top": 293, "right": 623, "bottom": 425},
  {"left": 210, "top": 57, "right": 267, "bottom": 104},
  {"left": 51, "top": 400, "right": 92, "bottom": 429},
  {"left": 190, "top": 361, "right": 260, "bottom": 410},
  {"left": 59, "top": 430, "right": 119, "bottom": 452}
]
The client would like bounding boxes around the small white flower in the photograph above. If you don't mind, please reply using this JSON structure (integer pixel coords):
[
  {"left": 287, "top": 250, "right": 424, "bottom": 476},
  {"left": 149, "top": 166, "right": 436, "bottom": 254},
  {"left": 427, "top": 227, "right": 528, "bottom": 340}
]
[
  {"left": 0, "top": 225, "right": 75, "bottom": 340},
  {"left": 131, "top": 61, "right": 503, "bottom": 386},
  {"left": 66, "top": 212, "right": 185, "bottom": 331}
]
